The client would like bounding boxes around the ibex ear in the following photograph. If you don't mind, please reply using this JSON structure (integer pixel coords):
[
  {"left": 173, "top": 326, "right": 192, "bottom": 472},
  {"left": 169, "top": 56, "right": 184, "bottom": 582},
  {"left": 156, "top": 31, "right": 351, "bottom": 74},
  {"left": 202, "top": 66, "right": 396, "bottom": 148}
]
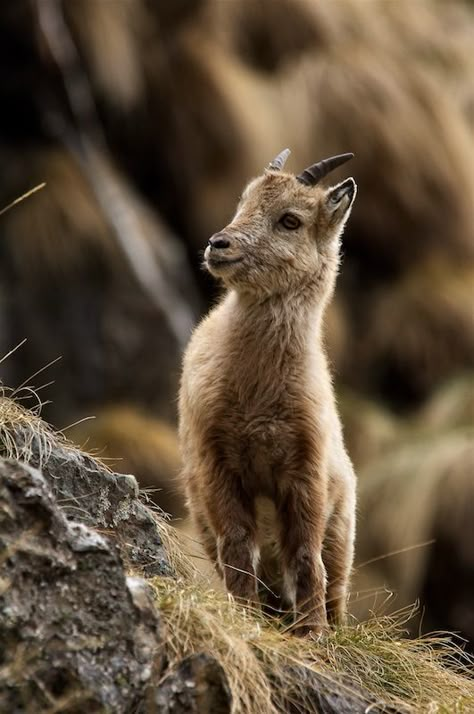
[{"left": 325, "top": 178, "right": 357, "bottom": 217}]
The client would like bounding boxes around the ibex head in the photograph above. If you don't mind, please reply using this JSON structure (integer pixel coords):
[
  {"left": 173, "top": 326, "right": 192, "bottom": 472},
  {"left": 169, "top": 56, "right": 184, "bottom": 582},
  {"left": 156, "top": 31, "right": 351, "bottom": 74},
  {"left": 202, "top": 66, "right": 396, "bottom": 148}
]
[{"left": 204, "top": 149, "right": 356, "bottom": 297}]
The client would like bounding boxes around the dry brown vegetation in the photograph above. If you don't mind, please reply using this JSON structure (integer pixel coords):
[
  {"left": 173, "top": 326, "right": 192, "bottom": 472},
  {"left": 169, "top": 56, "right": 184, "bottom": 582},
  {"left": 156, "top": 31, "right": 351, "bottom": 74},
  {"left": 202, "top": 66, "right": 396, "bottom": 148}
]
[{"left": 151, "top": 563, "right": 474, "bottom": 714}]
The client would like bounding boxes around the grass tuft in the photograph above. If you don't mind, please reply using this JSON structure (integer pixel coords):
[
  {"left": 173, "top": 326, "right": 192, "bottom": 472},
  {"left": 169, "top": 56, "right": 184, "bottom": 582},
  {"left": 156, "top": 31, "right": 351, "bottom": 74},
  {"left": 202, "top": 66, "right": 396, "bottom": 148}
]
[
  {"left": 150, "top": 543, "right": 474, "bottom": 713},
  {"left": 0, "top": 389, "right": 59, "bottom": 467}
]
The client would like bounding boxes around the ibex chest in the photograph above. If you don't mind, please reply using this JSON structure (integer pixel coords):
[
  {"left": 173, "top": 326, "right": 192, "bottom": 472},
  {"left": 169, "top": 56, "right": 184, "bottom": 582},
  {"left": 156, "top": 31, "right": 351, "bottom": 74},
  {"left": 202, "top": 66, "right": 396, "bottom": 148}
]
[{"left": 209, "top": 389, "right": 318, "bottom": 497}]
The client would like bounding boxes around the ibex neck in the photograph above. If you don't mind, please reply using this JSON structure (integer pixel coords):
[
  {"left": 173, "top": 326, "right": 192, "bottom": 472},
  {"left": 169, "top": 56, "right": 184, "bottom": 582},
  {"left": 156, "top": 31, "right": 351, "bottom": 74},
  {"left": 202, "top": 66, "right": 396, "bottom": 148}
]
[
  {"left": 218, "top": 290, "right": 325, "bottom": 404},
  {"left": 228, "top": 288, "right": 325, "bottom": 347}
]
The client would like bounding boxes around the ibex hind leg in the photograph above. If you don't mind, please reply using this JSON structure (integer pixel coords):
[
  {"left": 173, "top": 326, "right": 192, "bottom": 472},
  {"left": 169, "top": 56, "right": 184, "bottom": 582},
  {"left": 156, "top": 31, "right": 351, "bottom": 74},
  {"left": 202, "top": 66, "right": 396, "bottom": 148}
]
[{"left": 322, "top": 497, "right": 355, "bottom": 626}]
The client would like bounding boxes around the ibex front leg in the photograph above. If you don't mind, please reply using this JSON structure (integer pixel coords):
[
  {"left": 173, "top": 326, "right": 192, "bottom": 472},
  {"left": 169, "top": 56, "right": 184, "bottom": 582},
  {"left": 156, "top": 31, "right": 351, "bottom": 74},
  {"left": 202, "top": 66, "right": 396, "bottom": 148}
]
[
  {"left": 279, "top": 477, "right": 328, "bottom": 636},
  {"left": 206, "top": 471, "right": 259, "bottom": 604}
]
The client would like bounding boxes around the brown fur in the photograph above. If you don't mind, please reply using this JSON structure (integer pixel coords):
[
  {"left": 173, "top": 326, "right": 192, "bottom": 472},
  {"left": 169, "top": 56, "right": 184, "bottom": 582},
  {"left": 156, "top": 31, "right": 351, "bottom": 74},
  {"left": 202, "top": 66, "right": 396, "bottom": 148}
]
[{"left": 179, "top": 157, "right": 357, "bottom": 633}]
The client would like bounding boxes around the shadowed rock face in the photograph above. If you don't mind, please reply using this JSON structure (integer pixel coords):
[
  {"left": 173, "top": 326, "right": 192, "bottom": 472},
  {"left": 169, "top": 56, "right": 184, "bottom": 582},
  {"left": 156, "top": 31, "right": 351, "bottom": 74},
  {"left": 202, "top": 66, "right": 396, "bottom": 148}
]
[
  {"left": 278, "top": 668, "right": 398, "bottom": 714},
  {"left": 0, "top": 459, "right": 164, "bottom": 712},
  {"left": 150, "top": 653, "right": 232, "bottom": 714}
]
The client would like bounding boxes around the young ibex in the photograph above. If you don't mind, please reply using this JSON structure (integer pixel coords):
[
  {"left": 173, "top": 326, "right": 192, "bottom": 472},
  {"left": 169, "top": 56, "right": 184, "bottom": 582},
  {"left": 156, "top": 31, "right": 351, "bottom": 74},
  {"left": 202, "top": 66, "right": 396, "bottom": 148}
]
[{"left": 179, "top": 149, "right": 357, "bottom": 634}]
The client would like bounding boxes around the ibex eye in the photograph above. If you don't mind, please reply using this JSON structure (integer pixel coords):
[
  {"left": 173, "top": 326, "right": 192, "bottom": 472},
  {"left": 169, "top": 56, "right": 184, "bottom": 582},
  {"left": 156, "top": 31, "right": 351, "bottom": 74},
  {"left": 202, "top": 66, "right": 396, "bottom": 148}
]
[{"left": 279, "top": 213, "right": 301, "bottom": 230}]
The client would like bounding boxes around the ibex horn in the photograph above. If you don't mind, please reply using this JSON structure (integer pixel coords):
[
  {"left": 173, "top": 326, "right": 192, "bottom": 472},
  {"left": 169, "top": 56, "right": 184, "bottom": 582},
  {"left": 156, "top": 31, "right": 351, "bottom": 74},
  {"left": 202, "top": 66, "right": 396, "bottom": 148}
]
[
  {"left": 296, "top": 153, "right": 354, "bottom": 186},
  {"left": 267, "top": 148, "right": 291, "bottom": 171}
]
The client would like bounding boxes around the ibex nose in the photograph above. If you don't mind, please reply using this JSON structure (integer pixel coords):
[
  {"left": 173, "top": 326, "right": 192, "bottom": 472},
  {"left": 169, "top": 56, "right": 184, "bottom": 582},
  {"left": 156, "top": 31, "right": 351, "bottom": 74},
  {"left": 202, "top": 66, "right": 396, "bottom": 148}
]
[{"left": 208, "top": 232, "right": 230, "bottom": 250}]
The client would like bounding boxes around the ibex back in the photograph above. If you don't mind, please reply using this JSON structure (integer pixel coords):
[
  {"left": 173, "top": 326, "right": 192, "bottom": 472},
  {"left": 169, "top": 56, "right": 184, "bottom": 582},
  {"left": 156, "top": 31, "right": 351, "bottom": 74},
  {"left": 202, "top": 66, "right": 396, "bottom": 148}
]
[{"left": 179, "top": 149, "right": 357, "bottom": 635}]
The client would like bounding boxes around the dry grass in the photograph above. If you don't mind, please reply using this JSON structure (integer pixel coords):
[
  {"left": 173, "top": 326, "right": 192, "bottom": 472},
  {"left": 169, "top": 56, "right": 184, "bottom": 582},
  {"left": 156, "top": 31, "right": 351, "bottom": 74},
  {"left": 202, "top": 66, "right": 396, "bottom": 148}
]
[
  {"left": 150, "top": 549, "right": 474, "bottom": 713},
  {"left": 0, "top": 363, "right": 106, "bottom": 474},
  {"left": 0, "top": 183, "right": 46, "bottom": 218},
  {"left": 0, "top": 387, "right": 58, "bottom": 467}
]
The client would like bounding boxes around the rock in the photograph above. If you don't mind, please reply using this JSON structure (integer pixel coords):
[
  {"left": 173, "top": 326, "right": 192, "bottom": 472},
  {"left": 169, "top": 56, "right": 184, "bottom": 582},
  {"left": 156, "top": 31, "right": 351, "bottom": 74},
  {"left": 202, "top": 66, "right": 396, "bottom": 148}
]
[
  {"left": 0, "top": 458, "right": 163, "bottom": 712},
  {"left": 279, "top": 669, "right": 400, "bottom": 714},
  {"left": 150, "top": 653, "right": 232, "bottom": 714},
  {"left": 13, "top": 428, "right": 172, "bottom": 577}
]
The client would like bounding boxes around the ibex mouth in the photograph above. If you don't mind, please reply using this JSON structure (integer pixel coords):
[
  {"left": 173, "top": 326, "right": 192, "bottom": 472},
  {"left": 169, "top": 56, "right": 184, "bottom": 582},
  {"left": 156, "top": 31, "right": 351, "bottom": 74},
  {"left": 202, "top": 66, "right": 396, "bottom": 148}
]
[{"left": 206, "top": 256, "right": 243, "bottom": 268}]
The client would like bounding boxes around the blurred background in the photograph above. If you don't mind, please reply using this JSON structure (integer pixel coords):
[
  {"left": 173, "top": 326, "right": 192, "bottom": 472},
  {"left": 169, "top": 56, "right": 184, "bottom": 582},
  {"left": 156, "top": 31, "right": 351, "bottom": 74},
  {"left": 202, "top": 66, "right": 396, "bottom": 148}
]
[{"left": 0, "top": 0, "right": 473, "bottom": 648}]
